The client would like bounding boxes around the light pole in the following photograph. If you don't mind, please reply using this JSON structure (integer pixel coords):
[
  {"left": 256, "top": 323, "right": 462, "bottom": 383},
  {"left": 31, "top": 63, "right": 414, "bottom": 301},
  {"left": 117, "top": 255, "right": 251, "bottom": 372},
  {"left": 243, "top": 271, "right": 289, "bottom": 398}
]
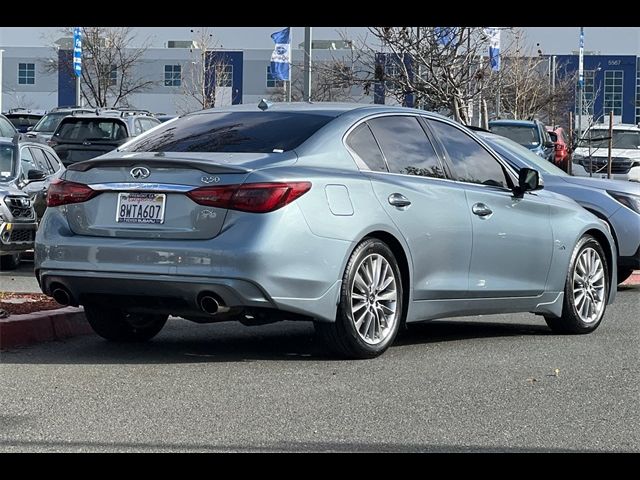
[{"left": 303, "top": 27, "right": 312, "bottom": 101}]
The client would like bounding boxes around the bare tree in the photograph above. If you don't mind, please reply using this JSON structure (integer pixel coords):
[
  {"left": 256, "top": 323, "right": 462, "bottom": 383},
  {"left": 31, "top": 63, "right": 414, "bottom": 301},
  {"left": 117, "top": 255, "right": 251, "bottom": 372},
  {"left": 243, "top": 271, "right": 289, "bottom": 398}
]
[
  {"left": 366, "top": 27, "right": 502, "bottom": 124},
  {"left": 46, "top": 27, "right": 155, "bottom": 108},
  {"left": 176, "top": 28, "right": 232, "bottom": 114},
  {"left": 488, "top": 29, "right": 576, "bottom": 124}
]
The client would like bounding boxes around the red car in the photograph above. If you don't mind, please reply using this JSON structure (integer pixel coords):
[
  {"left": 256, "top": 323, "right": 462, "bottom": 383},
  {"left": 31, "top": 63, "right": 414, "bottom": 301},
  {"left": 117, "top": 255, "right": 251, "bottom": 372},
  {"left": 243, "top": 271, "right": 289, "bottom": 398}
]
[{"left": 546, "top": 126, "right": 571, "bottom": 170}]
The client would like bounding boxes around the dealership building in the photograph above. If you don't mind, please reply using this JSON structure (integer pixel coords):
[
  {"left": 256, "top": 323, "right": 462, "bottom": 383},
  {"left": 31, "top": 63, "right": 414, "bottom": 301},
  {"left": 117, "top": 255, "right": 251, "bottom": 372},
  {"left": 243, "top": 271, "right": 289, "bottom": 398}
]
[{"left": 1, "top": 27, "right": 639, "bottom": 127}]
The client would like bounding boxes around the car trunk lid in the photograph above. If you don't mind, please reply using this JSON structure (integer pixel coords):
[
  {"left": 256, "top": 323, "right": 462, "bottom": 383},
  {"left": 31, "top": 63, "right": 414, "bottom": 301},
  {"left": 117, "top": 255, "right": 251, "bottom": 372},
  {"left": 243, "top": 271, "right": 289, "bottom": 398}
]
[{"left": 61, "top": 152, "right": 297, "bottom": 240}]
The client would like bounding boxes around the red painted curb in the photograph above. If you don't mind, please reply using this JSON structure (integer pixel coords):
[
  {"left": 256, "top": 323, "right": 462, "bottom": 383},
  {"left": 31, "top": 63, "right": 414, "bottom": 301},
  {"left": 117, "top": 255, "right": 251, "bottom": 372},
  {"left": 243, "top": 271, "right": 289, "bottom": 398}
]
[
  {"left": 622, "top": 272, "right": 640, "bottom": 286},
  {"left": 0, "top": 307, "right": 92, "bottom": 350}
]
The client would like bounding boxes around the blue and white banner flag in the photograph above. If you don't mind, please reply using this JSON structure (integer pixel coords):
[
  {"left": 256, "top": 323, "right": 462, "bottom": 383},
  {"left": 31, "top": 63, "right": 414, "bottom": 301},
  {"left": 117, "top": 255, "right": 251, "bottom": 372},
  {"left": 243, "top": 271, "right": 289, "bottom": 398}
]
[
  {"left": 73, "top": 27, "right": 82, "bottom": 77},
  {"left": 578, "top": 27, "right": 584, "bottom": 88},
  {"left": 270, "top": 27, "right": 291, "bottom": 81},
  {"left": 484, "top": 27, "right": 500, "bottom": 71}
]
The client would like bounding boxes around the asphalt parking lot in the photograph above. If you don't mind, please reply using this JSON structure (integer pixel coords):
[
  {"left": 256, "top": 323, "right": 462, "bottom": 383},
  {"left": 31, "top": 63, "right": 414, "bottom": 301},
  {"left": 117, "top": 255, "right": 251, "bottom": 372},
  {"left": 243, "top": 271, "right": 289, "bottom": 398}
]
[{"left": 0, "top": 275, "right": 637, "bottom": 452}]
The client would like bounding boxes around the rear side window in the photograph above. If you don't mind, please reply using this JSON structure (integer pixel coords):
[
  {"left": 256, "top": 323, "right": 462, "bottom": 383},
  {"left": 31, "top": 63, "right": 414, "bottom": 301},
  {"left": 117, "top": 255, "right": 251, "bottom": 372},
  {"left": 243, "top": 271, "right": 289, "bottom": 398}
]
[
  {"left": 33, "top": 112, "right": 67, "bottom": 133},
  {"left": 140, "top": 118, "right": 160, "bottom": 131},
  {"left": 55, "top": 119, "right": 128, "bottom": 141},
  {"left": 346, "top": 123, "right": 387, "bottom": 172},
  {"left": 29, "top": 147, "right": 53, "bottom": 174},
  {"left": 428, "top": 120, "right": 510, "bottom": 188},
  {"left": 122, "top": 112, "right": 334, "bottom": 153},
  {"left": 43, "top": 150, "right": 62, "bottom": 173},
  {"left": 368, "top": 116, "right": 445, "bottom": 178}
]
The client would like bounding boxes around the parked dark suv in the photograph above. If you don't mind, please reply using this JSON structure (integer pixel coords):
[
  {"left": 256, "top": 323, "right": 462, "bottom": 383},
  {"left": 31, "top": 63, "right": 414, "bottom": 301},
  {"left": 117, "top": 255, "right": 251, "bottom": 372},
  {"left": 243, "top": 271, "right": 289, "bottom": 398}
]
[
  {"left": 50, "top": 112, "right": 161, "bottom": 166},
  {"left": 488, "top": 119, "right": 555, "bottom": 162},
  {"left": 24, "top": 106, "right": 94, "bottom": 145},
  {"left": 3, "top": 108, "right": 46, "bottom": 133}
]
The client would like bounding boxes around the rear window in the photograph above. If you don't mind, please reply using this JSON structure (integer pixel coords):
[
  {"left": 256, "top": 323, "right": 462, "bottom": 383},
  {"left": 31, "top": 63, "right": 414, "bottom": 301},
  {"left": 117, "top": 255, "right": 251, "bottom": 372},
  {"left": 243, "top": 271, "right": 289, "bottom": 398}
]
[
  {"left": 122, "top": 112, "right": 334, "bottom": 153},
  {"left": 54, "top": 119, "right": 128, "bottom": 142},
  {"left": 489, "top": 124, "right": 540, "bottom": 147},
  {"left": 32, "top": 112, "right": 69, "bottom": 133},
  {"left": 547, "top": 131, "right": 558, "bottom": 142},
  {"left": 6, "top": 115, "right": 41, "bottom": 129}
]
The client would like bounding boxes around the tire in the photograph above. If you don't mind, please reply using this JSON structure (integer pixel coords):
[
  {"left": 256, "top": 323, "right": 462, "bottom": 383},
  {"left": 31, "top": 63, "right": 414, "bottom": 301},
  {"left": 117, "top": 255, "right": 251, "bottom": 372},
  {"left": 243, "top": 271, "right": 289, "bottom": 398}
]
[
  {"left": 84, "top": 304, "right": 168, "bottom": 342},
  {"left": 315, "top": 238, "right": 404, "bottom": 359},
  {"left": 545, "top": 235, "right": 609, "bottom": 334},
  {"left": 617, "top": 267, "right": 635, "bottom": 285},
  {"left": 0, "top": 253, "right": 21, "bottom": 271}
]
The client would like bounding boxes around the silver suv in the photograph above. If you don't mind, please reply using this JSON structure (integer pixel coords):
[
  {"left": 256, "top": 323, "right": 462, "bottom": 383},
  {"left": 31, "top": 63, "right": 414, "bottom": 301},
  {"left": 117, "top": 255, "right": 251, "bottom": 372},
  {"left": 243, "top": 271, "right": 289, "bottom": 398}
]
[
  {"left": 0, "top": 137, "right": 65, "bottom": 269},
  {"left": 572, "top": 124, "right": 640, "bottom": 182}
]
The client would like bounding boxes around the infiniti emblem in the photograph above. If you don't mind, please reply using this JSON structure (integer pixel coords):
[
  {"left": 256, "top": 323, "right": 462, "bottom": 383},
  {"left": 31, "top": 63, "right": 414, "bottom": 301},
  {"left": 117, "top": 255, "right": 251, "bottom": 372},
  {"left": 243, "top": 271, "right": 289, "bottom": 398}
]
[{"left": 130, "top": 166, "right": 151, "bottom": 180}]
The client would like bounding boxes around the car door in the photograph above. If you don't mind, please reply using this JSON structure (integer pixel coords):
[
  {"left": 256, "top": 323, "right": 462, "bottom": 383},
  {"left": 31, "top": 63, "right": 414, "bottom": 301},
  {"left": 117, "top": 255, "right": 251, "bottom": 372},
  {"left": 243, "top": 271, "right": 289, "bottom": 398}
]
[
  {"left": 426, "top": 119, "right": 553, "bottom": 298},
  {"left": 350, "top": 115, "right": 472, "bottom": 300}
]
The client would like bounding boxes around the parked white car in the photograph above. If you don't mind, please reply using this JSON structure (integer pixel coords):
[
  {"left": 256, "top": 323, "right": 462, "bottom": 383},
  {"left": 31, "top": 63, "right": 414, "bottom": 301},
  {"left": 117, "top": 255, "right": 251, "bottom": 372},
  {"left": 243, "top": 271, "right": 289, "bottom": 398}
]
[{"left": 572, "top": 124, "right": 640, "bottom": 182}]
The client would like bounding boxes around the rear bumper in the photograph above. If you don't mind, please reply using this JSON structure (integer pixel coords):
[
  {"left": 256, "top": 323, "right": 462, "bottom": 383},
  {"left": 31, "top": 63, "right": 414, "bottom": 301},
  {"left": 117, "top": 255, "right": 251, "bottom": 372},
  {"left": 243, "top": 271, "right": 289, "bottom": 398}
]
[
  {"left": 38, "top": 269, "right": 273, "bottom": 317},
  {"left": 619, "top": 244, "right": 640, "bottom": 269},
  {"left": 35, "top": 206, "right": 352, "bottom": 322}
]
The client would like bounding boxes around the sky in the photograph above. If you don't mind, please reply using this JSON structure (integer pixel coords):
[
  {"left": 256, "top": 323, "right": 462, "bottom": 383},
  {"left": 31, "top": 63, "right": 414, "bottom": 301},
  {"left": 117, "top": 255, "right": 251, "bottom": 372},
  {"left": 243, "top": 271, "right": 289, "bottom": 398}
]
[{"left": 1, "top": 27, "right": 638, "bottom": 55}]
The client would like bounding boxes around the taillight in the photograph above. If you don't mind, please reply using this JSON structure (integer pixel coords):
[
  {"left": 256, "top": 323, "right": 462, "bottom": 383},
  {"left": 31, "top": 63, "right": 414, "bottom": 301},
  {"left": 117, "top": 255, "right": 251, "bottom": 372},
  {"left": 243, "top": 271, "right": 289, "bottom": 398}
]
[
  {"left": 47, "top": 179, "right": 97, "bottom": 207},
  {"left": 187, "top": 182, "right": 312, "bottom": 213}
]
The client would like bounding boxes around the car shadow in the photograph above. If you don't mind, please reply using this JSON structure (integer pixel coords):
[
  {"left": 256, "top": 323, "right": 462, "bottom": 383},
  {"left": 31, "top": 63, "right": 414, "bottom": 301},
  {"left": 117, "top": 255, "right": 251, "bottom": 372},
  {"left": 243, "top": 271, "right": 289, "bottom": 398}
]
[
  {"left": 0, "top": 436, "right": 603, "bottom": 452},
  {"left": 395, "top": 318, "right": 552, "bottom": 347},
  {"left": 2, "top": 317, "right": 552, "bottom": 365}
]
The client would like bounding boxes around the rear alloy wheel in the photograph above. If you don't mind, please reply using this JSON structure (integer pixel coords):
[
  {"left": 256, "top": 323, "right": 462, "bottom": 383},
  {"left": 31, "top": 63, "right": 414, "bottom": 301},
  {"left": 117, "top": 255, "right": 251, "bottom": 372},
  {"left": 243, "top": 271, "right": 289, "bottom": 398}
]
[
  {"left": 0, "top": 253, "right": 21, "bottom": 271},
  {"left": 617, "top": 267, "right": 635, "bottom": 285},
  {"left": 546, "top": 235, "right": 609, "bottom": 334},
  {"left": 84, "top": 304, "right": 168, "bottom": 342},
  {"left": 316, "top": 238, "right": 403, "bottom": 359}
]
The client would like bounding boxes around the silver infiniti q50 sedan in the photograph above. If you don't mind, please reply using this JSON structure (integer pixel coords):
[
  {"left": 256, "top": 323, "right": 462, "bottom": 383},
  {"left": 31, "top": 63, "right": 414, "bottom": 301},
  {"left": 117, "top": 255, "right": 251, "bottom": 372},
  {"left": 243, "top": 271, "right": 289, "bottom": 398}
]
[{"left": 34, "top": 103, "right": 618, "bottom": 358}]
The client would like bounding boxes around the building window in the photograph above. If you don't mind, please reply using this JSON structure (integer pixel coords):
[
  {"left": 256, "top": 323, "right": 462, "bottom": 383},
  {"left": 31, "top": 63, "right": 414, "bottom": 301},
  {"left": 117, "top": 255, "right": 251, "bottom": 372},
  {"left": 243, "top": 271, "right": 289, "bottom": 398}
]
[
  {"left": 216, "top": 64, "right": 233, "bottom": 88},
  {"left": 266, "top": 65, "right": 284, "bottom": 88},
  {"left": 575, "top": 70, "right": 595, "bottom": 116},
  {"left": 18, "top": 63, "right": 35, "bottom": 85},
  {"left": 109, "top": 66, "right": 117, "bottom": 87},
  {"left": 385, "top": 60, "right": 401, "bottom": 90},
  {"left": 604, "top": 70, "right": 623, "bottom": 117},
  {"left": 164, "top": 65, "right": 181, "bottom": 87}
]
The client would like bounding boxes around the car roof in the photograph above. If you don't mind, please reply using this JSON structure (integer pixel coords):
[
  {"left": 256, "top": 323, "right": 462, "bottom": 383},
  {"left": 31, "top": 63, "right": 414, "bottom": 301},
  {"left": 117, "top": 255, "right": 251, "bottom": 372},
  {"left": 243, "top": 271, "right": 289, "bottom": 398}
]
[
  {"left": 489, "top": 119, "right": 540, "bottom": 126},
  {"left": 189, "top": 101, "right": 451, "bottom": 120},
  {"left": 58, "top": 114, "right": 128, "bottom": 122}
]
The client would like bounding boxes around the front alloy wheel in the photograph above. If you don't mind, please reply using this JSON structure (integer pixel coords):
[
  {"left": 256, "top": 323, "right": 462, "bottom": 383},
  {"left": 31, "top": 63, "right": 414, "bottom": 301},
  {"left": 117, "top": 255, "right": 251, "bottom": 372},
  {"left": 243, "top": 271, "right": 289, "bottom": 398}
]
[{"left": 546, "top": 235, "right": 609, "bottom": 334}]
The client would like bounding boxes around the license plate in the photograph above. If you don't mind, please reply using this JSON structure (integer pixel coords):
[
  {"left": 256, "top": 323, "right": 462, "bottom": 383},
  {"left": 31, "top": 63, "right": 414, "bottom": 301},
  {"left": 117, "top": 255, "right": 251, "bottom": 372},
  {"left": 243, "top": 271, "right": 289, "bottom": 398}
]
[{"left": 116, "top": 192, "right": 166, "bottom": 224}]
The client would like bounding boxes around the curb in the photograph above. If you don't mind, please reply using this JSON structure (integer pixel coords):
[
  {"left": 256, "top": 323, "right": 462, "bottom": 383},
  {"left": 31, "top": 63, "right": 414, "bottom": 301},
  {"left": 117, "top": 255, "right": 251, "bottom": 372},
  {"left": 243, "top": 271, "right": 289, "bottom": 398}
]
[
  {"left": 622, "top": 272, "right": 640, "bottom": 286},
  {"left": 0, "top": 307, "right": 92, "bottom": 350}
]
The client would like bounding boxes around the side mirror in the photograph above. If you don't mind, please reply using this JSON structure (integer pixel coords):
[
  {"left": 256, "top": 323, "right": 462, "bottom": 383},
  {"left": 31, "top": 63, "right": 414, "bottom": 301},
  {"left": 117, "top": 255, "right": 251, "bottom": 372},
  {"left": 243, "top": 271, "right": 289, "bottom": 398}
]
[
  {"left": 514, "top": 167, "right": 543, "bottom": 197},
  {"left": 26, "top": 169, "right": 46, "bottom": 181},
  {"left": 544, "top": 141, "right": 555, "bottom": 148},
  {"left": 26, "top": 126, "right": 34, "bottom": 132}
]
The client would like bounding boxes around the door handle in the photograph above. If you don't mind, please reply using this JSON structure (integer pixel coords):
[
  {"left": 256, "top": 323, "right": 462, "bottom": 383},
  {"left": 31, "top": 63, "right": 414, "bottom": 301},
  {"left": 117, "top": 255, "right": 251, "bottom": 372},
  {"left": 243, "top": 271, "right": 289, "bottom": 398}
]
[
  {"left": 472, "top": 202, "right": 492, "bottom": 217},
  {"left": 388, "top": 193, "right": 411, "bottom": 208}
]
